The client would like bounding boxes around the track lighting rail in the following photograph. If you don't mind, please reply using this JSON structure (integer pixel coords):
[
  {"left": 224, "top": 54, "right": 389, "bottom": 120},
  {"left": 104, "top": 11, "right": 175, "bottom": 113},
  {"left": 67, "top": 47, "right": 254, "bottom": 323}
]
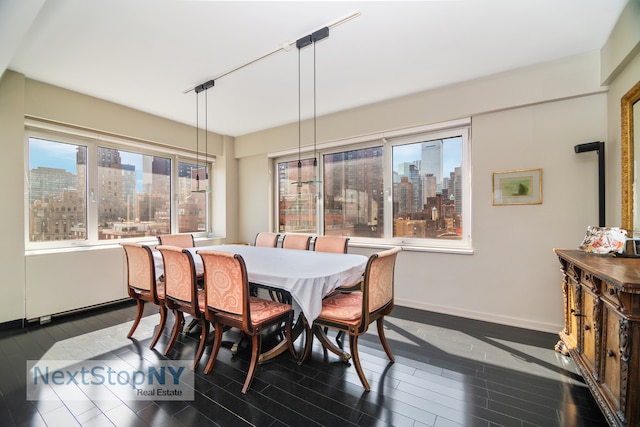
[{"left": 184, "top": 10, "right": 359, "bottom": 94}]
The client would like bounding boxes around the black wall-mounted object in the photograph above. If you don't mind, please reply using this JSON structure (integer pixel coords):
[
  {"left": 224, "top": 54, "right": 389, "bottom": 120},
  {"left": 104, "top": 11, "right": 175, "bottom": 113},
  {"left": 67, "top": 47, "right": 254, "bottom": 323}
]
[{"left": 574, "top": 141, "right": 605, "bottom": 226}]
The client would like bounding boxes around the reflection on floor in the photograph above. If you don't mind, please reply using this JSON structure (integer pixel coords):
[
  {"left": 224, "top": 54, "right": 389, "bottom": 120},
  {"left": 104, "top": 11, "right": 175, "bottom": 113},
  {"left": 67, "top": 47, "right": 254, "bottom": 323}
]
[{"left": 0, "top": 302, "right": 608, "bottom": 426}]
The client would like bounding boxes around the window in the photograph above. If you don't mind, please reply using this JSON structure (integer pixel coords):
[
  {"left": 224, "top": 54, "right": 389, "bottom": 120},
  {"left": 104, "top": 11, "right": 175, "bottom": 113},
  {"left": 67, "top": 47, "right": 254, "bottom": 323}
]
[
  {"left": 323, "top": 146, "right": 383, "bottom": 238},
  {"left": 26, "top": 125, "right": 213, "bottom": 249},
  {"left": 96, "top": 148, "right": 172, "bottom": 239},
  {"left": 178, "top": 161, "right": 208, "bottom": 233},
  {"left": 274, "top": 120, "right": 471, "bottom": 251},
  {"left": 277, "top": 158, "right": 317, "bottom": 233},
  {"left": 392, "top": 135, "right": 463, "bottom": 242},
  {"left": 28, "top": 138, "right": 87, "bottom": 242}
]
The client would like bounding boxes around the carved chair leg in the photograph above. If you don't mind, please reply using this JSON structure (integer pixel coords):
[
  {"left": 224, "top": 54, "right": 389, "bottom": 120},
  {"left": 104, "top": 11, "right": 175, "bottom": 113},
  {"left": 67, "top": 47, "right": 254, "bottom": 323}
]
[
  {"left": 242, "top": 333, "right": 262, "bottom": 394},
  {"left": 164, "top": 311, "right": 184, "bottom": 356},
  {"left": 149, "top": 305, "right": 167, "bottom": 349},
  {"left": 192, "top": 319, "right": 209, "bottom": 370},
  {"left": 204, "top": 322, "right": 224, "bottom": 375},
  {"left": 127, "top": 300, "right": 145, "bottom": 338},
  {"left": 349, "top": 334, "right": 370, "bottom": 391},
  {"left": 376, "top": 317, "right": 395, "bottom": 362}
]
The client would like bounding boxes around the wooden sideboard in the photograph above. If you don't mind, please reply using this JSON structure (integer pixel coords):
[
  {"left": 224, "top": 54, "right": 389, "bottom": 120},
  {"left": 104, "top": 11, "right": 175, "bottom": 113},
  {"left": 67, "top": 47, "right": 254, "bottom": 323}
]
[{"left": 554, "top": 249, "right": 640, "bottom": 427}]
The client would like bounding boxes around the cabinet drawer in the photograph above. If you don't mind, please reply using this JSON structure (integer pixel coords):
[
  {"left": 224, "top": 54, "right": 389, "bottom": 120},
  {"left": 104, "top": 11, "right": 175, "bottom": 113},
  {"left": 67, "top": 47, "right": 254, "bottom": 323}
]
[{"left": 580, "top": 270, "right": 601, "bottom": 293}]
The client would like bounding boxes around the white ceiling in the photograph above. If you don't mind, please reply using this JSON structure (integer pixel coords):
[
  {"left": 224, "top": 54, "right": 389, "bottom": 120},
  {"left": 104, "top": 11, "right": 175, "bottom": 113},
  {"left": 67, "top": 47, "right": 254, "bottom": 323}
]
[{"left": 1, "top": 0, "right": 628, "bottom": 137}]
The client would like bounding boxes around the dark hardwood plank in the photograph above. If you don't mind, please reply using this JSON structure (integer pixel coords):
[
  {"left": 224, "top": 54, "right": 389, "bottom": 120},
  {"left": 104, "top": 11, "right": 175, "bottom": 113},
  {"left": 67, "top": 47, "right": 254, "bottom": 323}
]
[{"left": 0, "top": 302, "right": 611, "bottom": 427}]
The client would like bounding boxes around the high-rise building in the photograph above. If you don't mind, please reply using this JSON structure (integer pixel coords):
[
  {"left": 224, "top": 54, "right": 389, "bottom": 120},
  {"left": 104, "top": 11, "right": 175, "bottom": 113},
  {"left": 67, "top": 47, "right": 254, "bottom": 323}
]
[{"left": 421, "top": 140, "right": 443, "bottom": 191}]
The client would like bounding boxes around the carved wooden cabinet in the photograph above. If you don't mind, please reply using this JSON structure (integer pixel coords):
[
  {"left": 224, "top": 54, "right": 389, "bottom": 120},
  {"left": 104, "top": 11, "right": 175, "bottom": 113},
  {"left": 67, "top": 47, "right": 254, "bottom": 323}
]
[{"left": 555, "top": 249, "right": 640, "bottom": 427}]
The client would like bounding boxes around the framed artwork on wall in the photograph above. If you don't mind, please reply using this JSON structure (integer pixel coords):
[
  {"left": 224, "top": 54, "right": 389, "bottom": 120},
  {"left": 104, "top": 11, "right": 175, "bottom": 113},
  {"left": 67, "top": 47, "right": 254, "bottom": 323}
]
[{"left": 492, "top": 168, "right": 542, "bottom": 206}]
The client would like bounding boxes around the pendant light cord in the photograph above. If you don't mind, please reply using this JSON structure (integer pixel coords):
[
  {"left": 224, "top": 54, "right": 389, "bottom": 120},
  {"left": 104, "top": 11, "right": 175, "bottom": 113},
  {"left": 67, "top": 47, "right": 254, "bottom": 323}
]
[
  {"left": 297, "top": 47, "right": 302, "bottom": 172},
  {"left": 195, "top": 91, "right": 200, "bottom": 189},
  {"left": 313, "top": 40, "right": 317, "bottom": 168},
  {"left": 205, "top": 88, "right": 208, "bottom": 180}
]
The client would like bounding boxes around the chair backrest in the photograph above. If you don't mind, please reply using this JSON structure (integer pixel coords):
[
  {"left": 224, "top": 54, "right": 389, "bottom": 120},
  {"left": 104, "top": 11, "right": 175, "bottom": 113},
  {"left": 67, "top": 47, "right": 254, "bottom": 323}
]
[
  {"left": 313, "top": 236, "right": 349, "bottom": 254},
  {"left": 198, "top": 250, "right": 248, "bottom": 318},
  {"left": 156, "top": 245, "right": 197, "bottom": 304},
  {"left": 365, "top": 247, "right": 401, "bottom": 313},
  {"left": 121, "top": 242, "right": 155, "bottom": 294},
  {"left": 158, "top": 233, "right": 195, "bottom": 248},
  {"left": 282, "top": 234, "right": 312, "bottom": 250},
  {"left": 254, "top": 232, "right": 280, "bottom": 247}
]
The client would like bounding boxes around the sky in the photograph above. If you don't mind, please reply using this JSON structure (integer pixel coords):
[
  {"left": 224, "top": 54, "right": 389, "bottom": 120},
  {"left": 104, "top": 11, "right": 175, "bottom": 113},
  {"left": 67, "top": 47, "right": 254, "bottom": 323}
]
[
  {"left": 392, "top": 137, "right": 462, "bottom": 179},
  {"left": 29, "top": 136, "right": 463, "bottom": 190},
  {"left": 29, "top": 138, "right": 145, "bottom": 191}
]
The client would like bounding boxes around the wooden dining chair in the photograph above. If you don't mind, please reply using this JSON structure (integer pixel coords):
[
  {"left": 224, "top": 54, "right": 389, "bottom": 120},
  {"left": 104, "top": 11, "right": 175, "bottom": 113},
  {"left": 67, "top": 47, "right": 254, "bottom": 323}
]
[
  {"left": 158, "top": 233, "right": 201, "bottom": 333},
  {"left": 156, "top": 245, "right": 209, "bottom": 370},
  {"left": 254, "top": 232, "right": 280, "bottom": 247},
  {"left": 120, "top": 243, "right": 167, "bottom": 349},
  {"left": 313, "top": 236, "right": 352, "bottom": 341},
  {"left": 282, "top": 234, "right": 312, "bottom": 250},
  {"left": 298, "top": 246, "right": 401, "bottom": 391},
  {"left": 157, "top": 233, "right": 195, "bottom": 248},
  {"left": 313, "top": 236, "right": 349, "bottom": 254},
  {"left": 197, "top": 249, "right": 296, "bottom": 393}
]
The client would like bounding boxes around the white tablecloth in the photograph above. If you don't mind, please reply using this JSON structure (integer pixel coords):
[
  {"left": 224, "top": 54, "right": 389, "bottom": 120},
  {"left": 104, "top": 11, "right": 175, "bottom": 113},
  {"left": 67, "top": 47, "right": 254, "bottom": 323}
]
[{"left": 153, "top": 245, "right": 367, "bottom": 322}]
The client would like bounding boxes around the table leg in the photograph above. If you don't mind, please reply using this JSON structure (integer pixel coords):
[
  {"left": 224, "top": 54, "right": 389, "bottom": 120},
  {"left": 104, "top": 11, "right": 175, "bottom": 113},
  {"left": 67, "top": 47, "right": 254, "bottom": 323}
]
[
  {"left": 259, "top": 313, "right": 305, "bottom": 363},
  {"left": 312, "top": 325, "right": 350, "bottom": 361}
]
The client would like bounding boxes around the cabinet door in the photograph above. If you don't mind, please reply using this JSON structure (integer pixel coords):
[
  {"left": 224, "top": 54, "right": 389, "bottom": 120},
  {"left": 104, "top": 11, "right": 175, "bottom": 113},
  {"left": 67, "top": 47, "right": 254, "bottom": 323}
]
[
  {"left": 582, "top": 290, "right": 597, "bottom": 369},
  {"left": 564, "top": 266, "right": 580, "bottom": 349},
  {"left": 562, "top": 263, "right": 582, "bottom": 349},
  {"left": 601, "top": 304, "right": 623, "bottom": 419}
]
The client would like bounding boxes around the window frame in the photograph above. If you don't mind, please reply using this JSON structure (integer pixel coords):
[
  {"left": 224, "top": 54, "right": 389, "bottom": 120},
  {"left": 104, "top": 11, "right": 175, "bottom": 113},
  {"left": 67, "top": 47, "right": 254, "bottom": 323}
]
[
  {"left": 272, "top": 119, "right": 472, "bottom": 253},
  {"left": 24, "top": 122, "right": 214, "bottom": 250}
]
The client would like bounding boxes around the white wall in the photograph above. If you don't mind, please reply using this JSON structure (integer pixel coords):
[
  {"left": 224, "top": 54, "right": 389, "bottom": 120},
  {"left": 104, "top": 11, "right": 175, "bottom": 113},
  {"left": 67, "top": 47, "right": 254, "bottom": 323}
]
[{"left": 25, "top": 247, "right": 126, "bottom": 320}]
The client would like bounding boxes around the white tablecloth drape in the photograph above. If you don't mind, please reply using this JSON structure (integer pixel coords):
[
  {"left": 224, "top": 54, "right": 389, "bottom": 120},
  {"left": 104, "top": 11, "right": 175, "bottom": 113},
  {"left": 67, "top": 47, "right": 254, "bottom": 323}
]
[{"left": 153, "top": 244, "right": 367, "bottom": 322}]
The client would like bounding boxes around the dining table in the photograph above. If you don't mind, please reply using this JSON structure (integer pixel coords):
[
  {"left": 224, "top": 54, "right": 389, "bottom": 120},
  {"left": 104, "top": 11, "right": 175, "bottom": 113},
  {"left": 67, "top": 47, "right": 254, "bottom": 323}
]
[{"left": 153, "top": 244, "right": 368, "bottom": 360}]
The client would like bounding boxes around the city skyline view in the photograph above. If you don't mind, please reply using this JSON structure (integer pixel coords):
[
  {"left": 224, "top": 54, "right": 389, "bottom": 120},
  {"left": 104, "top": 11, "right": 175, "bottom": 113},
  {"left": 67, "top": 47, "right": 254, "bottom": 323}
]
[
  {"left": 392, "top": 137, "right": 462, "bottom": 184},
  {"left": 30, "top": 138, "right": 146, "bottom": 192}
]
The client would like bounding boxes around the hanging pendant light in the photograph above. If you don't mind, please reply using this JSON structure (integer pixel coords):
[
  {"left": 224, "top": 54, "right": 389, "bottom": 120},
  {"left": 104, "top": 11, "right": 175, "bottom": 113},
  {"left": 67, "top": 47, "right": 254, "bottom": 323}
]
[
  {"left": 192, "top": 80, "right": 214, "bottom": 193},
  {"left": 292, "top": 28, "right": 328, "bottom": 187},
  {"left": 295, "top": 44, "right": 303, "bottom": 188}
]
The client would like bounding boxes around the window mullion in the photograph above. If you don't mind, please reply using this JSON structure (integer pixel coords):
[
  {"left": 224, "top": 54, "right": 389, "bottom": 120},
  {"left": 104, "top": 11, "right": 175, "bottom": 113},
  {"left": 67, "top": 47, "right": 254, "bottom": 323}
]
[
  {"left": 383, "top": 138, "right": 393, "bottom": 240},
  {"left": 86, "top": 142, "right": 99, "bottom": 245}
]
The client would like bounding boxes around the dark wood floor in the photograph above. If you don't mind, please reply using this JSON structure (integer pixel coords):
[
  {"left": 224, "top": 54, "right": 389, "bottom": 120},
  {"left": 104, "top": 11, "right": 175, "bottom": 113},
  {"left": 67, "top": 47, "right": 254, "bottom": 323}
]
[{"left": 0, "top": 301, "right": 609, "bottom": 427}]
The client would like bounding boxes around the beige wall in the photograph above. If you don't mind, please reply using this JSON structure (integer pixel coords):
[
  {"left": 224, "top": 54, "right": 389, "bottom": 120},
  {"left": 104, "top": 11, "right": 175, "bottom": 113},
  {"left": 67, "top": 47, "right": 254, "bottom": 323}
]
[
  {"left": 25, "top": 79, "right": 224, "bottom": 155},
  {"left": 235, "top": 52, "right": 605, "bottom": 159},
  {"left": 0, "top": 70, "right": 27, "bottom": 323}
]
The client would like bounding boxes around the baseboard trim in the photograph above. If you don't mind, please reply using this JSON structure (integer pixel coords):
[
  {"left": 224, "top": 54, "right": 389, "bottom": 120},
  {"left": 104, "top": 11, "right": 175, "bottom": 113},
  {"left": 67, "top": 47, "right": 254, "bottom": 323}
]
[
  {"left": 394, "top": 298, "right": 562, "bottom": 334},
  {"left": 0, "top": 299, "right": 136, "bottom": 333},
  {"left": 0, "top": 318, "right": 25, "bottom": 333}
]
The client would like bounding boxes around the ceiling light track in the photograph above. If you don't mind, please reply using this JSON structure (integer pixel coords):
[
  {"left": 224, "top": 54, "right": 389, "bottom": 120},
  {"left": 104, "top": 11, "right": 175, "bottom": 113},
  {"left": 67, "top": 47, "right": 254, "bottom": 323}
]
[{"left": 184, "top": 10, "right": 360, "bottom": 94}]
